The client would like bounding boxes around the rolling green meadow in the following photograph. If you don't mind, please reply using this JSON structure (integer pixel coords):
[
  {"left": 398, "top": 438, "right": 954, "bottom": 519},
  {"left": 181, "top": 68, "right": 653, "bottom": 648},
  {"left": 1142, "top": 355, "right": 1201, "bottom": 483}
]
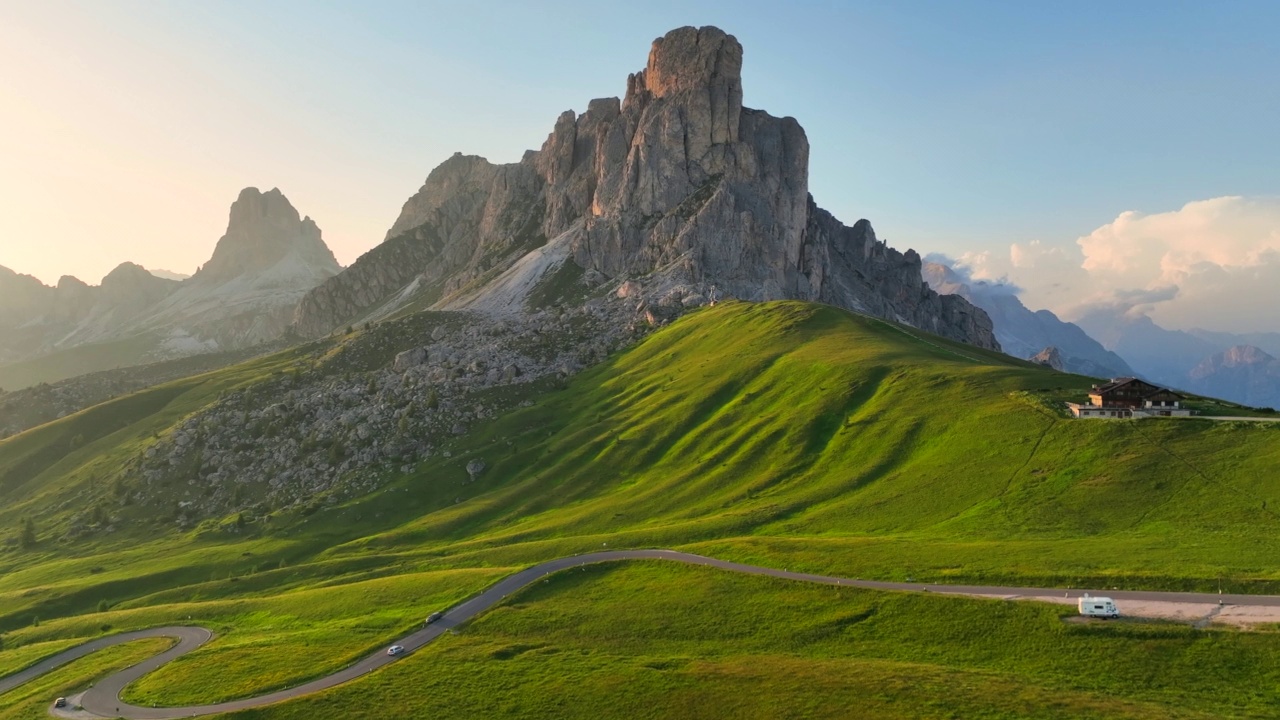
[{"left": 3, "top": 301, "right": 1280, "bottom": 718}]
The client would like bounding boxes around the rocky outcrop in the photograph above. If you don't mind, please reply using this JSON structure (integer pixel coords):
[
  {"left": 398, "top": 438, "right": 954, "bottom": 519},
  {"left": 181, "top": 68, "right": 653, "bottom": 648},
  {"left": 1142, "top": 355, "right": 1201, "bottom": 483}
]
[
  {"left": 1030, "top": 347, "right": 1065, "bottom": 371},
  {"left": 293, "top": 26, "right": 998, "bottom": 350},
  {"left": 294, "top": 155, "right": 546, "bottom": 336},
  {"left": 0, "top": 343, "right": 286, "bottom": 438},
  {"left": 808, "top": 214, "right": 996, "bottom": 347},
  {"left": 127, "top": 293, "right": 652, "bottom": 523}
]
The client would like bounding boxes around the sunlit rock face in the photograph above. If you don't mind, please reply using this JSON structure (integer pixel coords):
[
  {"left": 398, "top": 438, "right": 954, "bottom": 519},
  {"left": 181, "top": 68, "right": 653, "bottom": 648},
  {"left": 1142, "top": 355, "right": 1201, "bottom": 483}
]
[{"left": 294, "top": 26, "right": 998, "bottom": 350}]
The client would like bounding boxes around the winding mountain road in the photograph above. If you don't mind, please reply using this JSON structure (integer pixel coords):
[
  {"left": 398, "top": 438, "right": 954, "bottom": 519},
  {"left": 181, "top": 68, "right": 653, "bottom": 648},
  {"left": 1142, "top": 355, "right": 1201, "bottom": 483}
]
[{"left": 5, "top": 549, "right": 1279, "bottom": 718}]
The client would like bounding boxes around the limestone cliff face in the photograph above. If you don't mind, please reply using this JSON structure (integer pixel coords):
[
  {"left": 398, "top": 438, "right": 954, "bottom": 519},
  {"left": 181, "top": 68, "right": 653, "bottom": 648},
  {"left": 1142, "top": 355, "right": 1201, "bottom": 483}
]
[
  {"left": 295, "top": 26, "right": 999, "bottom": 350},
  {"left": 568, "top": 28, "right": 811, "bottom": 304},
  {"left": 294, "top": 155, "right": 544, "bottom": 336},
  {"left": 134, "top": 187, "right": 341, "bottom": 348},
  {"left": 195, "top": 187, "right": 337, "bottom": 284}
]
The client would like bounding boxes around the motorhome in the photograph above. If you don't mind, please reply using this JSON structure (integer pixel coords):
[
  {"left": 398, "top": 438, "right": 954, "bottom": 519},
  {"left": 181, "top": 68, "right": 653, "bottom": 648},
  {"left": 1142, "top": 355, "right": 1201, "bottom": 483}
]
[{"left": 1078, "top": 595, "right": 1119, "bottom": 618}]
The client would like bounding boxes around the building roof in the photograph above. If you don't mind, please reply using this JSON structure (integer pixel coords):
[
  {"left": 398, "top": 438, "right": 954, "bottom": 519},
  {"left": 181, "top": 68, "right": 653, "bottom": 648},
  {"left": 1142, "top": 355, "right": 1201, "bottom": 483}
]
[
  {"left": 1091, "top": 377, "right": 1149, "bottom": 393},
  {"left": 1090, "top": 377, "right": 1183, "bottom": 399}
]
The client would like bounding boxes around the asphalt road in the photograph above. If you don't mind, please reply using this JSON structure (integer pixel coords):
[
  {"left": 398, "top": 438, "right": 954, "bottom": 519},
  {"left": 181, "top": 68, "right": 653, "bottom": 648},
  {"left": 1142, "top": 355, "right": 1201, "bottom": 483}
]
[{"left": 5, "top": 549, "right": 1278, "bottom": 718}]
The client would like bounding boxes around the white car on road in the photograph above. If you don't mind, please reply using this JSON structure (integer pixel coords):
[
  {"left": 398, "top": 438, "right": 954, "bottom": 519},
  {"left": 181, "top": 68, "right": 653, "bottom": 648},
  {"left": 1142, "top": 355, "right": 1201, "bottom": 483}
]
[{"left": 387, "top": 645, "right": 405, "bottom": 656}]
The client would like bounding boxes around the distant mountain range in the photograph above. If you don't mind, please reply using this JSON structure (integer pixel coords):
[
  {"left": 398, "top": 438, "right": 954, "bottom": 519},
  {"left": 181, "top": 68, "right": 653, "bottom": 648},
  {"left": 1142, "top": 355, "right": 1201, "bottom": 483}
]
[
  {"left": 1076, "top": 310, "right": 1280, "bottom": 409},
  {"left": 0, "top": 188, "right": 339, "bottom": 389},
  {"left": 921, "top": 260, "right": 1280, "bottom": 409},
  {"left": 922, "top": 262, "right": 1133, "bottom": 378},
  {"left": 1187, "top": 345, "right": 1280, "bottom": 410}
]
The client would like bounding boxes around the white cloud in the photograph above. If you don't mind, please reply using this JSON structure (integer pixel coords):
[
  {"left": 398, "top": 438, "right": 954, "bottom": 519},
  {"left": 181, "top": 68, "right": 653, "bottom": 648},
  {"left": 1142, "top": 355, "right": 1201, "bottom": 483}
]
[
  {"left": 946, "top": 196, "right": 1280, "bottom": 333},
  {"left": 1069, "top": 197, "right": 1280, "bottom": 332},
  {"left": 948, "top": 239, "right": 1094, "bottom": 317},
  {"left": 1077, "top": 197, "right": 1280, "bottom": 290},
  {"left": 1156, "top": 252, "right": 1280, "bottom": 332}
]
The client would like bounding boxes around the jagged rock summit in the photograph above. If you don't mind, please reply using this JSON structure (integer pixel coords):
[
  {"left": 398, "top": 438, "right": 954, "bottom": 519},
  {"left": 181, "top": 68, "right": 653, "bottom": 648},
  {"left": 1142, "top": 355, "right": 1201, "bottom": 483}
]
[
  {"left": 1029, "top": 347, "right": 1065, "bottom": 372},
  {"left": 0, "top": 188, "right": 340, "bottom": 388},
  {"left": 196, "top": 187, "right": 338, "bottom": 284},
  {"left": 121, "top": 187, "right": 342, "bottom": 349},
  {"left": 296, "top": 26, "right": 998, "bottom": 350}
]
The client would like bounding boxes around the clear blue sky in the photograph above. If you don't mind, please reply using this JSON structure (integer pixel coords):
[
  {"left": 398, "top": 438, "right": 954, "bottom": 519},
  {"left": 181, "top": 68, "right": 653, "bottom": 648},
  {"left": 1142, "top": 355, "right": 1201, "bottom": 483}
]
[{"left": 2, "top": 0, "right": 1278, "bottom": 325}]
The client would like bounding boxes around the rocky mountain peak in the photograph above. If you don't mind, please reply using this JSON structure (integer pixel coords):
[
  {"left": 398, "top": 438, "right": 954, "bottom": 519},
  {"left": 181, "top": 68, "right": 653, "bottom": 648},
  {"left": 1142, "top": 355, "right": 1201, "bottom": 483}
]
[
  {"left": 1220, "top": 344, "right": 1274, "bottom": 367},
  {"left": 629, "top": 26, "right": 743, "bottom": 149},
  {"left": 1030, "top": 346, "right": 1065, "bottom": 371},
  {"left": 99, "top": 261, "right": 180, "bottom": 308},
  {"left": 196, "top": 187, "right": 339, "bottom": 284},
  {"left": 921, "top": 261, "right": 967, "bottom": 296},
  {"left": 102, "top": 261, "right": 158, "bottom": 287},
  {"left": 0, "top": 265, "right": 51, "bottom": 326},
  {"left": 384, "top": 154, "right": 500, "bottom": 241},
  {"left": 294, "top": 25, "right": 1001, "bottom": 351},
  {"left": 644, "top": 27, "right": 740, "bottom": 96},
  {"left": 56, "top": 275, "right": 90, "bottom": 291},
  {"left": 1188, "top": 344, "right": 1280, "bottom": 409},
  {"left": 1191, "top": 345, "right": 1276, "bottom": 379}
]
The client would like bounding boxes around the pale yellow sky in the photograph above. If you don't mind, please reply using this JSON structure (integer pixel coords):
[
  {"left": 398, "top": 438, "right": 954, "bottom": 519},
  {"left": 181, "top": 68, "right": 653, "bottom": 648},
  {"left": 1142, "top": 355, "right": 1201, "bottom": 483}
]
[{"left": 0, "top": 3, "right": 436, "bottom": 286}]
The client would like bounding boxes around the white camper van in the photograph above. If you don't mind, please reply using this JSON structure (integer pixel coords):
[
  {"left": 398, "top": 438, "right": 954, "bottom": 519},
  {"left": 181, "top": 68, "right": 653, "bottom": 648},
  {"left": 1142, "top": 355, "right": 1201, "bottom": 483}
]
[{"left": 1078, "top": 595, "right": 1119, "bottom": 618}]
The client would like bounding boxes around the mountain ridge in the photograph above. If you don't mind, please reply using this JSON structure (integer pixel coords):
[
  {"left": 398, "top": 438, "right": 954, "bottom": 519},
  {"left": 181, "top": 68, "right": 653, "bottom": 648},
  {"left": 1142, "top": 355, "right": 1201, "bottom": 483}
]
[
  {"left": 1187, "top": 344, "right": 1280, "bottom": 410},
  {"left": 0, "top": 188, "right": 339, "bottom": 389},
  {"left": 921, "top": 260, "right": 1131, "bottom": 377},
  {"left": 1074, "top": 309, "right": 1280, "bottom": 407}
]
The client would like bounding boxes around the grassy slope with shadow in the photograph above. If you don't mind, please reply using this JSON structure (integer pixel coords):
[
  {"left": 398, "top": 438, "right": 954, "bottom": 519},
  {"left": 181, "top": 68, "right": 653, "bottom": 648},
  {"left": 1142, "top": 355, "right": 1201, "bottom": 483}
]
[{"left": 315, "top": 301, "right": 1280, "bottom": 590}]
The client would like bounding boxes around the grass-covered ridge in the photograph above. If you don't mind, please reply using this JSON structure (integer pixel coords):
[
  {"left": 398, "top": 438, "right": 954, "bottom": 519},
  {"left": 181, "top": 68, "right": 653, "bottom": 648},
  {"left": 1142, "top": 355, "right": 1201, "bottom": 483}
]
[{"left": 316, "top": 301, "right": 1280, "bottom": 588}]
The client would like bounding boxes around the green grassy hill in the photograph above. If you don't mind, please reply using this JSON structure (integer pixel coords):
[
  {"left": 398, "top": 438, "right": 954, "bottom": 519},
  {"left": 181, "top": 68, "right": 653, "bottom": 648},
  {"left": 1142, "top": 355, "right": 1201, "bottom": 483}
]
[
  {"left": 0, "top": 334, "right": 166, "bottom": 392},
  {"left": 310, "top": 301, "right": 1280, "bottom": 589},
  {"left": 3, "top": 301, "right": 1280, "bottom": 718}
]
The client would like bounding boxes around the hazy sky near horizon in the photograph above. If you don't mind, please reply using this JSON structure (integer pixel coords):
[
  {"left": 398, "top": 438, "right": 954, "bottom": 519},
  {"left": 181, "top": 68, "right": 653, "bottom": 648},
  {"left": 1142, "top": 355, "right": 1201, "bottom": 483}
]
[{"left": 2, "top": 1, "right": 1279, "bottom": 331}]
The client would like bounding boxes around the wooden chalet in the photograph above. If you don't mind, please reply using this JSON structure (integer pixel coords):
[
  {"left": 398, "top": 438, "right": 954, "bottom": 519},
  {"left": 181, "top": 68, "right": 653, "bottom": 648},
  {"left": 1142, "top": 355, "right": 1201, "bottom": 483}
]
[{"left": 1068, "top": 377, "right": 1191, "bottom": 419}]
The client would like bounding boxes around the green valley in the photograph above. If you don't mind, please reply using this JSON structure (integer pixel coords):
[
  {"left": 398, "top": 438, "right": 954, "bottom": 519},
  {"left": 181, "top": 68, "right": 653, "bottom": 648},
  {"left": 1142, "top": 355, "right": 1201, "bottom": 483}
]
[{"left": 3, "top": 301, "right": 1280, "bottom": 718}]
